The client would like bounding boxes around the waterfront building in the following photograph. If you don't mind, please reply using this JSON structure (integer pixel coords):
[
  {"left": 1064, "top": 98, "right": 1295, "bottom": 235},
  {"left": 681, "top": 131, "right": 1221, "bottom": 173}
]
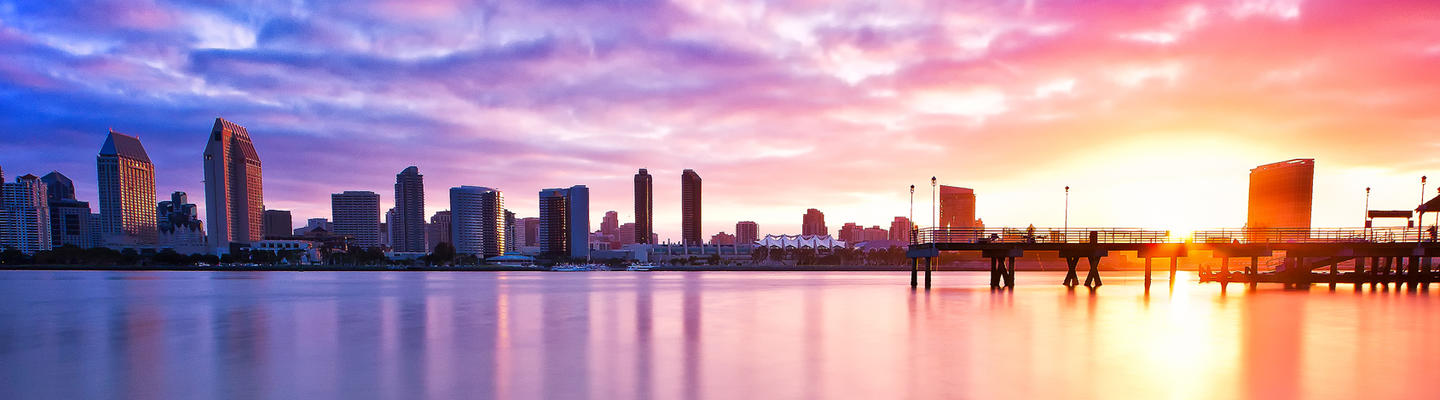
[
  {"left": 41, "top": 171, "right": 95, "bottom": 249},
  {"left": 601, "top": 210, "right": 618, "bottom": 237},
  {"left": 755, "top": 234, "right": 845, "bottom": 250},
  {"left": 504, "top": 210, "right": 516, "bottom": 253},
  {"left": 331, "top": 191, "right": 381, "bottom": 248},
  {"left": 802, "top": 209, "right": 827, "bottom": 236},
  {"left": 204, "top": 118, "right": 264, "bottom": 250},
  {"left": 262, "top": 209, "right": 291, "bottom": 238},
  {"left": 157, "top": 192, "right": 206, "bottom": 252},
  {"left": 97, "top": 129, "right": 156, "bottom": 245},
  {"left": 889, "top": 217, "right": 912, "bottom": 243},
  {"left": 381, "top": 208, "right": 394, "bottom": 248},
  {"left": 392, "top": 166, "right": 426, "bottom": 253},
  {"left": 1247, "top": 159, "right": 1315, "bottom": 230},
  {"left": 862, "top": 226, "right": 889, "bottom": 242},
  {"left": 539, "top": 185, "right": 589, "bottom": 259},
  {"left": 451, "top": 186, "right": 505, "bottom": 258},
  {"left": 519, "top": 217, "right": 539, "bottom": 247},
  {"left": 426, "top": 211, "right": 451, "bottom": 251},
  {"left": 839, "top": 222, "right": 862, "bottom": 243},
  {"left": 736, "top": 221, "right": 758, "bottom": 244},
  {"left": 711, "top": 231, "right": 735, "bottom": 245},
  {"left": 682, "top": 169, "right": 702, "bottom": 245},
  {"left": 294, "top": 218, "right": 331, "bottom": 236},
  {"left": 2, "top": 174, "right": 51, "bottom": 254},
  {"left": 617, "top": 222, "right": 637, "bottom": 246},
  {"left": 634, "top": 168, "right": 653, "bottom": 244},
  {"left": 939, "top": 186, "right": 977, "bottom": 228}
]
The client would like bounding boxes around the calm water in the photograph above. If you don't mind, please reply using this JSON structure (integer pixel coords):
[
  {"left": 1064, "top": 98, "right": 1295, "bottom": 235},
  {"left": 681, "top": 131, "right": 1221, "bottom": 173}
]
[{"left": 1, "top": 270, "right": 1437, "bottom": 399}]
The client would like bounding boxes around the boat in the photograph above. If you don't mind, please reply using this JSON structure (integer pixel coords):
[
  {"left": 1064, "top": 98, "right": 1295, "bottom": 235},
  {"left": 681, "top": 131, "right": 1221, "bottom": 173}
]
[
  {"left": 551, "top": 264, "right": 587, "bottom": 272},
  {"left": 626, "top": 263, "right": 655, "bottom": 271}
]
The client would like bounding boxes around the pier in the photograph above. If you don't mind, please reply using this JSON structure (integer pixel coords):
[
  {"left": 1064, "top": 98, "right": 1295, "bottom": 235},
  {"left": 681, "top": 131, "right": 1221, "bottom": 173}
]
[{"left": 906, "top": 227, "right": 1440, "bottom": 289}]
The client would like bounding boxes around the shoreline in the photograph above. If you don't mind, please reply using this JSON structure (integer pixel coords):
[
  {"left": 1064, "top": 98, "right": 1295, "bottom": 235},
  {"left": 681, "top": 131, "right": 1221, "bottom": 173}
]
[{"left": 0, "top": 264, "right": 1190, "bottom": 272}]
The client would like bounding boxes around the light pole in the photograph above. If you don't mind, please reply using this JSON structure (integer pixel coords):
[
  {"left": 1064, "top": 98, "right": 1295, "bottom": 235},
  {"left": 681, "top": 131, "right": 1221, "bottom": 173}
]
[
  {"left": 931, "top": 177, "right": 938, "bottom": 231},
  {"left": 1064, "top": 186, "right": 1070, "bottom": 242},
  {"left": 909, "top": 184, "right": 915, "bottom": 241},
  {"left": 1364, "top": 187, "right": 1371, "bottom": 228},
  {"left": 1421, "top": 176, "right": 1429, "bottom": 235}
]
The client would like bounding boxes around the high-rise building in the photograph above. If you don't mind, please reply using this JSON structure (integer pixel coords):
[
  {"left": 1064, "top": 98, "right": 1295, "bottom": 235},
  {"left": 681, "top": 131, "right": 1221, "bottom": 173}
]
[
  {"left": 862, "top": 226, "right": 888, "bottom": 242},
  {"left": 97, "top": 129, "right": 156, "bottom": 245},
  {"left": 889, "top": 217, "right": 912, "bottom": 243},
  {"left": 634, "top": 168, "right": 653, "bottom": 244},
  {"left": 802, "top": 209, "right": 827, "bottom": 236},
  {"left": 539, "top": 185, "right": 589, "bottom": 259},
  {"left": 939, "top": 186, "right": 977, "bottom": 228},
  {"left": 203, "top": 117, "right": 264, "bottom": 250},
  {"left": 839, "top": 222, "right": 862, "bottom": 243},
  {"left": 504, "top": 210, "right": 516, "bottom": 253},
  {"left": 1247, "top": 159, "right": 1315, "bottom": 231},
  {"left": 392, "top": 166, "right": 426, "bottom": 252},
  {"left": 331, "top": 191, "right": 381, "bottom": 248},
  {"left": 381, "top": 207, "right": 395, "bottom": 248},
  {"left": 451, "top": 186, "right": 505, "bottom": 258},
  {"left": 681, "top": 169, "right": 702, "bottom": 245},
  {"left": 157, "top": 192, "right": 206, "bottom": 250},
  {"left": 426, "top": 211, "right": 451, "bottom": 251},
  {"left": 2, "top": 174, "right": 51, "bottom": 254},
  {"left": 41, "top": 171, "right": 95, "bottom": 249},
  {"left": 294, "top": 218, "right": 332, "bottom": 236},
  {"left": 601, "top": 210, "right": 619, "bottom": 237},
  {"left": 519, "top": 217, "right": 539, "bottom": 247},
  {"left": 262, "top": 209, "right": 291, "bottom": 238},
  {"left": 617, "top": 222, "right": 637, "bottom": 246},
  {"left": 736, "top": 221, "right": 758, "bottom": 244}
]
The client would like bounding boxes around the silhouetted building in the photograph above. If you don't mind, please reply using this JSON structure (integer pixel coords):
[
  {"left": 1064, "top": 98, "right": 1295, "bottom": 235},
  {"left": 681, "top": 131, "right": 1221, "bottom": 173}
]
[
  {"left": 331, "top": 191, "right": 381, "bottom": 248},
  {"left": 97, "top": 129, "right": 156, "bottom": 245},
  {"left": 736, "top": 221, "right": 758, "bottom": 244},
  {"left": 381, "top": 208, "right": 394, "bottom": 248},
  {"left": 2, "top": 174, "right": 51, "bottom": 254},
  {"left": 392, "top": 166, "right": 426, "bottom": 252},
  {"left": 204, "top": 117, "right": 264, "bottom": 250},
  {"left": 803, "top": 208, "right": 827, "bottom": 236},
  {"left": 294, "top": 218, "right": 331, "bottom": 236},
  {"left": 539, "top": 185, "right": 589, "bottom": 259},
  {"left": 262, "top": 209, "right": 291, "bottom": 238},
  {"left": 504, "top": 210, "right": 516, "bottom": 253},
  {"left": 519, "top": 217, "right": 539, "bottom": 247},
  {"left": 1247, "top": 159, "right": 1315, "bottom": 232},
  {"left": 451, "top": 186, "right": 505, "bottom": 258},
  {"left": 41, "top": 171, "right": 95, "bottom": 249},
  {"left": 889, "top": 217, "right": 912, "bottom": 243},
  {"left": 711, "top": 231, "right": 735, "bottom": 245},
  {"left": 634, "top": 168, "right": 653, "bottom": 244},
  {"left": 681, "top": 169, "right": 702, "bottom": 245},
  {"left": 426, "top": 211, "right": 451, "bottom": 251},
  {"left": 939, "top": 186, "right": 977, "bottom": 228},
  {"left": 157, "top": 192, "right": 206, "bottom": 251}
]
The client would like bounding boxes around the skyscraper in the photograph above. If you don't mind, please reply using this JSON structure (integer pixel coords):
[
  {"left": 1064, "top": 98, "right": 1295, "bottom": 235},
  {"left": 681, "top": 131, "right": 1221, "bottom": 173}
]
[
  {"left": 539, "top": 185, "right": 589, "bottom": 259},
  {"left": 451, "top": 186, "right": 505, "bottom": 258},
  {"left": 204, "top": 117, "right": 263, "bottom": 250},
  {"left": 634, "top": 168, "right": 653, "bottom": 244},
  {"left": 41, "top": 171, "right": 95, "bottom": 249},
  {"left": 262, "top": 209, "right": 291, "bottom": 238},
  {"left": 1247, "top": 159, "right": 1315, "bottom": 231},
  {"left": 938, "top": 186, "right": 977, "bottom": 228},
  {"left": 839, "top": 222, "right": 862, "bottom": 243},
  {"left": 601, "top": 210, "right": 619, "bottom": 237},
  {"left": 382, "top": 207, "right": 394, "bottom": 248},
  {"left": 2, "top": 174, "right": 51, "bottom": 254},
  {"left": 519, "top": 217, "right": 539, "bottom": 247},
  {"left": 802, "top": 208, "right": 827, "bottom": 236},
  {"left": 426, "top": 211, "right": 451, "bottom": 251},
  {"left": 617, "top": 222, "right": 637, "bottom": 246},
  {"left": 331, "top": 191, "right": 381, "bottom": 248},
  {"left": 890, "top": 217, "right": 912, "bottom": 243},
  {"left": 97, "top": 129, "right": 156, "bottom": 245},
  {"left": 393, "top": 166, "right": 426, "bottom": 252},
  {"left": 157, "top": 192, "right": 206, "bottom": 250},
  {"left": 504, "top": 210, "right": 516, "bottom": 253},
  {"left": 681, "top": 169, "right": 702, "bottom": 246},
  {"left": 736, "top": 221, "right": 758, "bottom": 244}
]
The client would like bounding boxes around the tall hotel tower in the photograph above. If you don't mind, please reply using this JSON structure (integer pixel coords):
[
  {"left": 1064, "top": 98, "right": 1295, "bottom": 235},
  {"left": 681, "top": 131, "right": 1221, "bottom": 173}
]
[
  {"left": 681, "top": 169, "right": 702, "bottom": 245},
  {"left": 450, "top": 186, "right": 505, "bottom": 258},
  {"left": 634, "top": 168, "right": 653, "bottom": 244},
  {"left": 97, "top": 129, "right": 156, "bottom": 245},
  {"left": 393, "top": 166, "right": 427, "bottom": 252},
  {"left": 204, "top": 117, "right": 263, "bottom": 251}
]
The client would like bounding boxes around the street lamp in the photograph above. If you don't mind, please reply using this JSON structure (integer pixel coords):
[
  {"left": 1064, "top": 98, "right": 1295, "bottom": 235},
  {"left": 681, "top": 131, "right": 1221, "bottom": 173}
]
[
  {"left": 1364, "top": 187, "right": 1371, "bottom": 228},
  {"left": 1421, "top": 176, "right": 1429, "bottom": 235},
  {"left": 931, "top": 177, "right": 938, "bottom": 231},
  {"left": 1064, "top": 186, "right": 1070, "bottom": 241},
  {"left": 909, "top": 184, "right": 915, "bottom": 242}
]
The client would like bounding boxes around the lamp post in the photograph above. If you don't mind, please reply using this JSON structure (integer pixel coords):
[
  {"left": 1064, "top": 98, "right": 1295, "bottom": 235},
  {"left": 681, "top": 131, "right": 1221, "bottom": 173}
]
[
  {"left": 909, "top": 184, "right": 915, "bottom": 242},
  {"left": 1064, "top": 186, "right": 1070, "bottom": 242},
  {"left": 931, "top": 177, "right": 938, "bottom": 231},
  {"left": 1364, "top": 187, "right": 1371, "bottom": 228},
  {"left": 1421, "top": 176, "right": 1429, "bottom": 237}
]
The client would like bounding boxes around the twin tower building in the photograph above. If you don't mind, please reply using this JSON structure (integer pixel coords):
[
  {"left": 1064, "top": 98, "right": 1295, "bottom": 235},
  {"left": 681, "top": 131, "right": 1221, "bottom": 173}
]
[{"left": 92, "top": 117, "right": 261, "bottom": 252}]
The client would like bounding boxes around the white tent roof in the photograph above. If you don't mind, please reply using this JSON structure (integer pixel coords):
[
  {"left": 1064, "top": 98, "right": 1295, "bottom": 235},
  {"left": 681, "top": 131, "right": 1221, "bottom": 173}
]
[{"left": 756, "top": 234, "right": 846, "bottom": 248}]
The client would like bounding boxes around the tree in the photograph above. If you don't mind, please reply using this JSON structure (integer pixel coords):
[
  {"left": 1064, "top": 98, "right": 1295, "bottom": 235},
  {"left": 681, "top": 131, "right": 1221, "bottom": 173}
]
[
  {"left": 752, "top": 247, "right": 770, "bottom": 264},
  {"left": 430, "top": 242, "right": 456, "bottom": 266}
]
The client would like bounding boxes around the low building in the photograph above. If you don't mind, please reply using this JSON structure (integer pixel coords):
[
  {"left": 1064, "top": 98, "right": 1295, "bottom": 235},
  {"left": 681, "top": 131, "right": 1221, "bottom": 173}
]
[{"left": 252, "top": 240, "right": 321, "bottom": 264}]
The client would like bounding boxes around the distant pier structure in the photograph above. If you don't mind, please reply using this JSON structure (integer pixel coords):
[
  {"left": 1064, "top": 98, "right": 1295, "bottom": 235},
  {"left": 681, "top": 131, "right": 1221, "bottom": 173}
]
[{"left": 906, "top": 227, "right": 1440, "bottom": 290}]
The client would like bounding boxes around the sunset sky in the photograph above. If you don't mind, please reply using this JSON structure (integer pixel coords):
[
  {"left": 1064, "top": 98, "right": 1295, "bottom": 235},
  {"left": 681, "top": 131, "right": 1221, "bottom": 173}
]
[{"left": 1, "top": 0, "right": 1438, "bottom": 241}]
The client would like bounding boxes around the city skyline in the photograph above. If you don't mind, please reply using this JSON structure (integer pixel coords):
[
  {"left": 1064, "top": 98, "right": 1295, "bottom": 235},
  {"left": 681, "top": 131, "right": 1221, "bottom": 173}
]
[{"left": 2, "top": 1, "right": 1438, "bottom": 241}]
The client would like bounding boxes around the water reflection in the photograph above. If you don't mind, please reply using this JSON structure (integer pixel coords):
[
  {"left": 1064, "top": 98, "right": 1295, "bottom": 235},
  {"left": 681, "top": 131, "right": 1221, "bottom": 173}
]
[{"left": 2, "top": 270, "right": 1439, "bottom": 399}]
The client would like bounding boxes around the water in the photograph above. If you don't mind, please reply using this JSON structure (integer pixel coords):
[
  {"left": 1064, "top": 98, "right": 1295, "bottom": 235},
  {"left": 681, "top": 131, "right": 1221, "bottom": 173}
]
[{"left": 1, "top": 270, "right": 1436, "bottom": 399}]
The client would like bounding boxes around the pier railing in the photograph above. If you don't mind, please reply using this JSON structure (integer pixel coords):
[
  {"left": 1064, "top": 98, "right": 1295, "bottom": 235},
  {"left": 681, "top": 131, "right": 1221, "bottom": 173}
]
[
  {"left": 1191, "top": 227, "right": 1437, "bottom": 244},
  {"left": 913, "top": 227, "right": 1172, "bottom": 245}
]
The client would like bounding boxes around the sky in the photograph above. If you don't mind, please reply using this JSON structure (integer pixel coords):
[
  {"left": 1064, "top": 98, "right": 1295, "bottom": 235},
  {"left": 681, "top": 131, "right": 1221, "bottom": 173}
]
[{"left": 1, "top": 0, "right": 1438, "bottom": 241}]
